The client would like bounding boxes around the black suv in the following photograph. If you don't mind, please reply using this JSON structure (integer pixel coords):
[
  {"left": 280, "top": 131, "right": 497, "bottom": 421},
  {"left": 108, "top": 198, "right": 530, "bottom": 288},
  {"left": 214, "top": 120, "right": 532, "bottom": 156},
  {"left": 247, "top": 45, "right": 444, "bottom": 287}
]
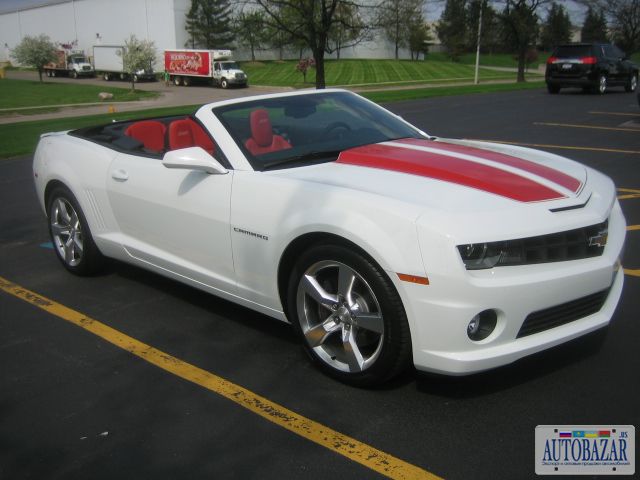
[{"left": 545, "top": 43, "right": 638, "bottom": 94}]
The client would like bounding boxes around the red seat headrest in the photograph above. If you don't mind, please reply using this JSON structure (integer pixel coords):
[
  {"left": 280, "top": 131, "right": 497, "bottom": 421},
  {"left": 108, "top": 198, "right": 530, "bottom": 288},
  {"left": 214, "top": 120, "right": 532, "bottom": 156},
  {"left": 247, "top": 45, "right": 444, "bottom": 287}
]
[
  {"left": 125, "top": 120, "right": 166, "bottom": 152},
  {"left": 250, "top": 109, "right": 273, "bottom": 147}
]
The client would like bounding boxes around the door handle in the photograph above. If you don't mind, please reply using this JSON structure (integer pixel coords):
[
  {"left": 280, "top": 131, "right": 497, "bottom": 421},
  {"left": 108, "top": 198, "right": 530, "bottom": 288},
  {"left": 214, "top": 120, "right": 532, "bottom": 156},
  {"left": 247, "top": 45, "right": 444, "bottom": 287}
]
[{"left": 111, "top": 169, "right": 129, "bottom": 181}]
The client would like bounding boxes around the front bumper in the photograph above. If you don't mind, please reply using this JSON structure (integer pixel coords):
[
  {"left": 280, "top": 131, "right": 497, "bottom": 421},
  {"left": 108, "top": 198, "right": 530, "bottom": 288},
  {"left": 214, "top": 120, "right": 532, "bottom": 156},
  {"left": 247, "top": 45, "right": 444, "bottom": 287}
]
[{"left": 399, "top": 200, "right": 626, "bottom": 375}]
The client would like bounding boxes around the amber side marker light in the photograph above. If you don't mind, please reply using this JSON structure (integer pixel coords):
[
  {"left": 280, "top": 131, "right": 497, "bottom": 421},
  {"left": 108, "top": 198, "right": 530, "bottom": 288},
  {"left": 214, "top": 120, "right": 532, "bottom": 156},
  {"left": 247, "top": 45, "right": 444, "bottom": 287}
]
[{"left": 397, "top": 273, "right": 429, "bottom": 285}]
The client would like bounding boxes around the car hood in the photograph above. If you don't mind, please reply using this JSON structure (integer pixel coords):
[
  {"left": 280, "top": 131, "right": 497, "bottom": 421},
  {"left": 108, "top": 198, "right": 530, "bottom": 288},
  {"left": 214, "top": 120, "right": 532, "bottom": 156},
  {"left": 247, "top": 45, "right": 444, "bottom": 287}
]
[{"left": 270, "top": 138, "right": 614, "bottom": 241}]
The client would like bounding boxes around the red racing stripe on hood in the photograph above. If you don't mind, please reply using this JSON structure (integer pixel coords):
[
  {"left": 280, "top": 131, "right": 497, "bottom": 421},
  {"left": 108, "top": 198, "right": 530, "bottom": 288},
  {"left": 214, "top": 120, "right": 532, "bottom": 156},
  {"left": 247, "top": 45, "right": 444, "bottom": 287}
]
[
  {"left": 396, "top": 138, "right": 582, "bottom": 193},
  {"left": 337, "top": 143, "right": 565, "bottom": 202}
]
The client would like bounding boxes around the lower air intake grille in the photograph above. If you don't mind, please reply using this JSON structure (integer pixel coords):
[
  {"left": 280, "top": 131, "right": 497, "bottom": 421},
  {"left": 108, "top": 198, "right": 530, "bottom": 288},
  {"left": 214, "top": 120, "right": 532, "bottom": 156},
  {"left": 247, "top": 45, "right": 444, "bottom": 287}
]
[{"left": 517, "top": 289, "right": 610, "bottom": 338}]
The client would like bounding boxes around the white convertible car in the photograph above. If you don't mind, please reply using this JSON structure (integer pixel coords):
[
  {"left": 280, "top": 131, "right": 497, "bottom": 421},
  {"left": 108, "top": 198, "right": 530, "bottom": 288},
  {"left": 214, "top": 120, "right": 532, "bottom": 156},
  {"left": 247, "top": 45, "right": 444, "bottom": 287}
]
[{"left": 33, "top": 89, "right": 625, "bottom": 386}]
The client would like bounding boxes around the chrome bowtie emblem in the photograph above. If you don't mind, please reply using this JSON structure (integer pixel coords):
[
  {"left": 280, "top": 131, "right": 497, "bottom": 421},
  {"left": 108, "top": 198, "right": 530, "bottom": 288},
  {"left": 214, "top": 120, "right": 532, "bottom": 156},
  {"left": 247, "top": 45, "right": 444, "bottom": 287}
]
[{"left": 588, "top": 229, "right": 608, "bottom": 248}]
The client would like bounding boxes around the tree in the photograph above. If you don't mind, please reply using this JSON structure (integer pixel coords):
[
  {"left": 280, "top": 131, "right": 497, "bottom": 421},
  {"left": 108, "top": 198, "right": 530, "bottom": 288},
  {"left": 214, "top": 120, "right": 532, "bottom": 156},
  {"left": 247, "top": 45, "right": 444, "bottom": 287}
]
[
  {"left": 581, "top": 0, "right": 639, "bottom": 53},
  {"left": 378, "top": 0, "right": 425, "bottom": 60},
  {"left": 466, "top": 1, "right": 500, "bottom": 52},
  {"left": 120, "top": 35, "right": 157, "bottom": 91},
  {"left": 437, "top": 0, "right": 468, "bottom": 60},
  {"left": 10, "top": 34, "right": 58, "bottom": 82},
  {"left": 499, "top": 0, "right": 548, "bottom": 82},
  {"left": 235, "top": 11, "right": 267, "bottom": 61},
  {"left": 540, "top": 2, "right": 572, "bottom": 50},
  {"left": 255, "top": 0, "right": 371, "bottom": 89},
  {"left": 327, "top": 1, "right": 367, "bottom": 59},
  {"left": 185, "top": 0, "right": 235, "bottom": 49},
  {"left": 408, "top": 18, "right": 431, "bottom": 60},
  {"left": 581, "top": 6, "right": 608, "bottom": 43}
]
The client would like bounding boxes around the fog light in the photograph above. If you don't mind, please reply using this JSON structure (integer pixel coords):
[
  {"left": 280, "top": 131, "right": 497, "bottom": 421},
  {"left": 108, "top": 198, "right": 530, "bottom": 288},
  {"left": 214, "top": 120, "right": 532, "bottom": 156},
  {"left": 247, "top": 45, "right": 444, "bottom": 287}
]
[{"left": 467, "top": 310, "right": 497, "bottom": 341}]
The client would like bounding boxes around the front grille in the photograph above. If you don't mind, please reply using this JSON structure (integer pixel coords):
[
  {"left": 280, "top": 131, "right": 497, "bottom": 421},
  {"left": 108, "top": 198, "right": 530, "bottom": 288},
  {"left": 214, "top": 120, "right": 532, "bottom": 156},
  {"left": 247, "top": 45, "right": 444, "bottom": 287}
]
[{"left": 517, "top": 289, "right": 610, "bottom": 338}]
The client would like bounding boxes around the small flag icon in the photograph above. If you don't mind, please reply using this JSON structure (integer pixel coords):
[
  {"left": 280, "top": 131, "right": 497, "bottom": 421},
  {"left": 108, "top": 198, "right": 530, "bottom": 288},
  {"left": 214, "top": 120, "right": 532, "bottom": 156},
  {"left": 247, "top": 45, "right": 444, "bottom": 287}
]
[
  {"left": 585, "top": 431, "right": 598, "bottom": 438},
  {"left": 599, "top": 430, "right": 610, "bottom": 438},
  {"left": 573, "top": 431, "right": 585, "bottom": 438},
  {"left": 559, "top": 432, "right": 572, "bottom": 438}
]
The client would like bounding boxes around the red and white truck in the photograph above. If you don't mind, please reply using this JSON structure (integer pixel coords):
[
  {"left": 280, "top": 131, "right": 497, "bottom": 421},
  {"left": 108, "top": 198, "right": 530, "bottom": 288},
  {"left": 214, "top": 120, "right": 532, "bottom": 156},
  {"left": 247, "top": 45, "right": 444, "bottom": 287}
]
[
  {"left": 44, "top": 49, "right": 94, "bottom": 78},
  {"left": 164, "top": 49, "right": 248, "bottom": 88}
]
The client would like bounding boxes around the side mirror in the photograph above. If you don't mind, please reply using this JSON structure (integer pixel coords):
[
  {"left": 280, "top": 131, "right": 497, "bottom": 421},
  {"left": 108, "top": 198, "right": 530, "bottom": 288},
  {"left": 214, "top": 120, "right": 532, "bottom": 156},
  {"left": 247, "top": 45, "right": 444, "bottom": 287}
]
[{"left": 162, "top": 147, "right": 228, "bottom": 175}]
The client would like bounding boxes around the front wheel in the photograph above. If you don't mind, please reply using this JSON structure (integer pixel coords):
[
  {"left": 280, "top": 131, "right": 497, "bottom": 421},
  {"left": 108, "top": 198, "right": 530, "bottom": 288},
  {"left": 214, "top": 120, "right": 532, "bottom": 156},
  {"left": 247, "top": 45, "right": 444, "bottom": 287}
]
[
  {"left": 287, "top": 244, "right": 412, "bottom": 387},
  {"left": 103, "top": 73, "right": 110, "bottom": 81},
  {"left": 48, "top": 186, "right": 104, "bottom": 275},
  {"left": 625, "top": 73, "right": 638, "bottom": 93},
  {"left": 220, "top": 78, "right": 228, "bottom": 89},
  {"left": 71, "top": 70, "right": 78, "bottom": 79}
]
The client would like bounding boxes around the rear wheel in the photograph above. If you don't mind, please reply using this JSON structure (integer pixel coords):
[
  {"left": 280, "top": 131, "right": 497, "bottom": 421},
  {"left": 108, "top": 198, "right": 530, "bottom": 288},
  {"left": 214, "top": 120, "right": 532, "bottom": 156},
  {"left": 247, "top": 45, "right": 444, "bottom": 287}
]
[
  {"left": 287, "top": 244, "right": 412, "bottom": 387},
  {"left": 133, "top": 74, "right": 139, "bottom": 83},
  {"left": 48, "top": 186, "right": 104, "bottom": 275},
  {"left": 173, "top": 75, "right": 182, "bottom": 86},
  {"left": 103, "top": 72, "right": 110, "bottom": 81},
  {"left": 182, "top": 76, "right": 191, "bottom": 86},
  {"left": 625, "top": 73, "right": 638, "bottom": 93},
  {"left": 595, "top": 74, "right": 607, "bottom": 94},
  {"left": 547, "top": 83, "right": 560, "bottom": 94}
]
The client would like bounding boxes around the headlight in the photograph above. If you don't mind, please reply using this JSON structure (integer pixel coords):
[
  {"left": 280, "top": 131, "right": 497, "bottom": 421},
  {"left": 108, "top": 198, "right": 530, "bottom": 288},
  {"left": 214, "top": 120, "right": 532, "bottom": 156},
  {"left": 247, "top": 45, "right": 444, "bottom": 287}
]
[{"left": 457, "top": 220, "right": 608, "bottom": 270}]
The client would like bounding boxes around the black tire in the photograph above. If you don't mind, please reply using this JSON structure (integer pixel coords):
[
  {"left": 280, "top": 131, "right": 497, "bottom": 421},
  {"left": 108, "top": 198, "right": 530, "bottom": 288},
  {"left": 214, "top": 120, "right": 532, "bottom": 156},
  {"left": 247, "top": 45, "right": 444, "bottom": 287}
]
[
  {"left": 47, "top": 186, "right": 105, "bottom": 276},
  {"left": 71, "top": 70, "right": 78, "bottom": 79},
  {"left": 286, "top": 243, "right": 412, "bottom": 387},
  {"left": 625, "top": 73, "right": 638, "bottom": 93},
  {"left": 220, "top": 78, "right": 228, "bottom": 89},
  {"left": 103, "top": 73, "right": 110, "bottom": 81},
  {"left": 173, "top": 76, "right": 182, "bottom": 86},
  {"left": 182, "top": 76, "right": 191, "bottom": 86},
  {"left": 133, "top": 74, "right": 139, "bottom": 83},
  {"left": 547, "top": 83, "right": 560, "bottom": 94}
]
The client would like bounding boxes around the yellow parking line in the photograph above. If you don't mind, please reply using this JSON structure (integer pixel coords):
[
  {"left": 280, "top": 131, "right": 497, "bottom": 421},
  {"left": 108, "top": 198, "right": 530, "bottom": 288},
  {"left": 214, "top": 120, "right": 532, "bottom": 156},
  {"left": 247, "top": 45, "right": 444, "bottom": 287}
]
[
  {"left": 627, "top": 225, "right": 640, "bottom": 231},
  {"left": 589, "top": 111, "right": 640, "bottom": 117},
  {"left": 534, "top": 122, "right": 640, "bottom": 132},
  {"left": 624, "top": 269, "right": 640, "bottom": 277},
  {"left": 470, "top": 139, "right": 640, "bottom": 155},
  {"left": 0, "top": 275, "right": 440, "bottom": 480}
]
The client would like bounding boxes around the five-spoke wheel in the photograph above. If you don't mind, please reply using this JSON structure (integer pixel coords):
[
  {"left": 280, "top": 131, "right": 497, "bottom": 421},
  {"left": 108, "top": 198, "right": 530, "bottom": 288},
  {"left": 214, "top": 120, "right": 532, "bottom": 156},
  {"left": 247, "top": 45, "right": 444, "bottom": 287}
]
[
  {"left": 48, "top": 186, "right": 104, "bottom": 275},
  {"left": 288, "top": 244, "right": 411, "bottom": 386}
]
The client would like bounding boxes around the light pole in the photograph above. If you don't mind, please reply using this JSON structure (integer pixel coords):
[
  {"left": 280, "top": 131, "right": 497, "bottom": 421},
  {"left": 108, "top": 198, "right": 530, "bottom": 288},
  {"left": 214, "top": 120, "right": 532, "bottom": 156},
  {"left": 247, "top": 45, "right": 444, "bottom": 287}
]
[{"left": 474, "top": 0, "right": 485, "bottom": 85}]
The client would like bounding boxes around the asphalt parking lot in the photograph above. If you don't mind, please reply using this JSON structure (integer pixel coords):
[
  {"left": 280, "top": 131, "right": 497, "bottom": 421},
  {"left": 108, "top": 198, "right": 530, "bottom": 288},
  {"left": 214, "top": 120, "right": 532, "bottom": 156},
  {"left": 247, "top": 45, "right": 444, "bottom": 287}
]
[{"left": 1, "top": 87, "right": 639, "bottom": 479}]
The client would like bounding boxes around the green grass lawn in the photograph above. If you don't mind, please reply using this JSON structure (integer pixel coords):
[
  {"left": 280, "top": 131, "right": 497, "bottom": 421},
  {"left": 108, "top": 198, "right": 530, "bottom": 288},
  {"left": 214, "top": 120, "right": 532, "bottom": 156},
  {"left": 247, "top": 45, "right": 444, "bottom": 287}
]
[
  {"left": 241, "top": 59, "right": 515, "bottom": 88},
  {"left": 427, "top": 51, "right": 550, "bottom": 69},
  {"left": 0, "top": 78, "right": 158, "bottom": 110}
]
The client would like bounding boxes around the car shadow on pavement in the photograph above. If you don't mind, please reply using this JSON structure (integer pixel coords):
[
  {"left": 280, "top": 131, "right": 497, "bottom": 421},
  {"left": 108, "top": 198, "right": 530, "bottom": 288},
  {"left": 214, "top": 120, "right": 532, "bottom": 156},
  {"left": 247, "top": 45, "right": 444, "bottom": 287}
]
[{"left": 411, "top": 328, "right": 609, "bottom": 398}]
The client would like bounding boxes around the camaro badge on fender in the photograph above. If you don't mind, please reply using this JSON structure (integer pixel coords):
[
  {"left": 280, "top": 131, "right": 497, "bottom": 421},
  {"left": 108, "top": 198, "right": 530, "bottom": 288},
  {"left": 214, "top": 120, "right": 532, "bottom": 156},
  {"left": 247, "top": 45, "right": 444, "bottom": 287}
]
[{"left": 233, "top": 227, "right": 269, "bottom": 241}]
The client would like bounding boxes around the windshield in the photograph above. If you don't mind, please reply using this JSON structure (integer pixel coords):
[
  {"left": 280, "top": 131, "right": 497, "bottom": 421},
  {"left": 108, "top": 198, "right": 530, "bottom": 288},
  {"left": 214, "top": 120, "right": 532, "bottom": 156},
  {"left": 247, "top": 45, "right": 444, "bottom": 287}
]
[
  {"left": 71, "top": 56, "right": 87, "bottom": 64},
  {"left": 213, "top": 91, "right": 425, "bottom": 170},
  {"left": 221, "top": 62, "right": 240, "bottom": 70}
]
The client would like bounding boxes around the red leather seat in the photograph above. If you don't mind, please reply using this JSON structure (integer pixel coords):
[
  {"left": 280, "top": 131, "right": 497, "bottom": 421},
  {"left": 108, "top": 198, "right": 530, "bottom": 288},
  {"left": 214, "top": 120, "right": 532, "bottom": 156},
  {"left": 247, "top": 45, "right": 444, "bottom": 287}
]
[
  {"left": 168, "top": 118, "right": 215, "bottom": 156},
  {"left": 245, "top": 109, "right": 292, "bottom": 156},
  {"left": 125, "top": 120, "right": 166, "bottom": 152}
]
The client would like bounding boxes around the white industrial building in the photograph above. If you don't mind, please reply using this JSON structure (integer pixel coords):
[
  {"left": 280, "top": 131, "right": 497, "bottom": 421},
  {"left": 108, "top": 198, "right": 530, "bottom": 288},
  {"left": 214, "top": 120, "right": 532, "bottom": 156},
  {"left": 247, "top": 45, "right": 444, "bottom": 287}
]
[{"left": 0, "top": 0, "right": 426, "bottom": 66}]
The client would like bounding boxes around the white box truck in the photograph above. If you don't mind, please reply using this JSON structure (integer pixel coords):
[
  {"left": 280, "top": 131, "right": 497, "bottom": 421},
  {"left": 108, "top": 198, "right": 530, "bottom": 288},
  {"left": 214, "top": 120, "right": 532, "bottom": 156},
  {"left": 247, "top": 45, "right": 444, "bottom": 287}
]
[
  {"left": 44, "top": 50, "right": 94, "bottom": 78},
  {"left": 164, "top": 49, "right": 248, "bottom": 88},
  {"left": 93, "top": 45, "right": 156, "bottom": 82}
]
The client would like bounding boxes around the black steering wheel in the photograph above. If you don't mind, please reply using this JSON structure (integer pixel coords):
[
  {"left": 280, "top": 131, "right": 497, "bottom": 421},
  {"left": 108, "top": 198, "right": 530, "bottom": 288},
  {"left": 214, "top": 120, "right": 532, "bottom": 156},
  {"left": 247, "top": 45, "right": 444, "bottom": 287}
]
[{"left": 323, "top": 121, "right": 352, "bottom": 139}]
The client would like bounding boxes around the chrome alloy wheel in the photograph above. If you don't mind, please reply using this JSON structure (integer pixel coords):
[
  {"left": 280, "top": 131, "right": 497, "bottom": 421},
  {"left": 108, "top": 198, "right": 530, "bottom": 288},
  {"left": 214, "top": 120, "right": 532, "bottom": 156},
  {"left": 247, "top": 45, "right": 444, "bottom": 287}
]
[
  {"left": 296, "top": 260, "right": 385, "bottom": 373},
  {"left": 598, "top": 75, "right": 607, "bottom": 94},
  {"left": 50, "top": 198, "right": 84, "bottom": 267}
]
